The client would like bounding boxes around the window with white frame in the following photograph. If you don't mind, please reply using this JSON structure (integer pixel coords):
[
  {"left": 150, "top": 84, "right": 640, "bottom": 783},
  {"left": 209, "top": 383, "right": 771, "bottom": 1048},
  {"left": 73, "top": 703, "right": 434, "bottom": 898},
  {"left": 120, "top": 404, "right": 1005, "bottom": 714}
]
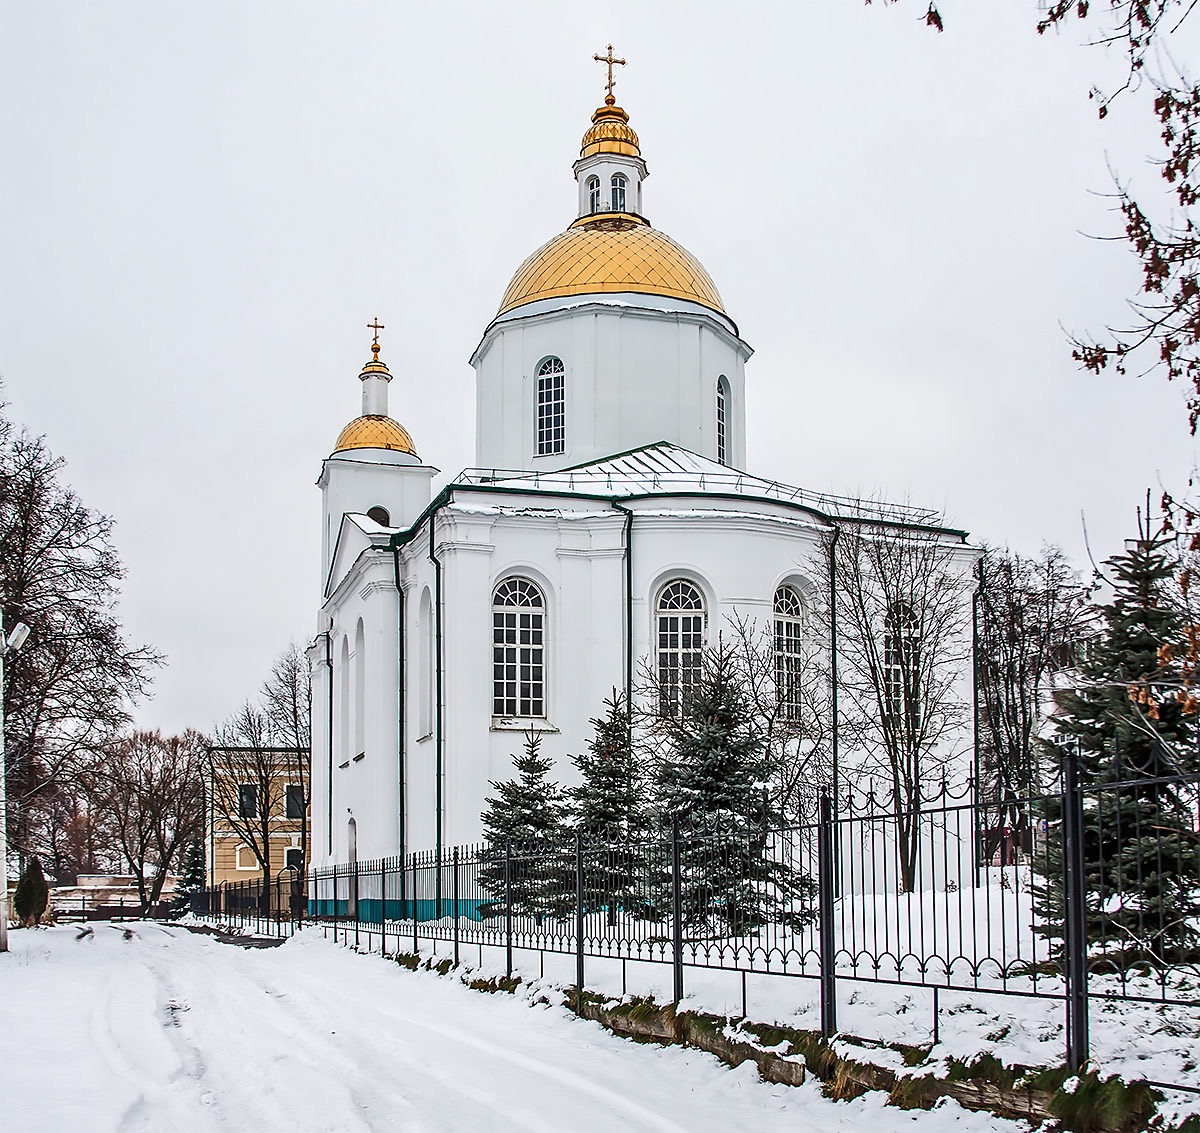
[
  {"left": 237, "top": 783, "right": 257, "bottom": 819},
  {"left": 587, "top": 175, "right": 601, "bottom": 213},
  {"left": 536, "top": 357, "right": 565, "bottom": 456},
  {"left": 716, "top": 375, "right": 729, "bottom": 466},
  {"left": 610, "top": 172, "right": 627, "bottom": 212},
  {"left": 285, "top": 784, "right": 305, "bottom": 820},
  {"left": 657, "top": 580, "right": 705, "bottom": 715},
  {"left": 235, "top": 844, "right": 258, "bottom": 871},
  {"left": 493, "top": 578, "right": 546, "bottom": 718},
  {"left": 773, "top": 585, "right": 805, "bottom": 724},
  {"left": 883, "top": 603, "right": 919, "bottom": 727}
]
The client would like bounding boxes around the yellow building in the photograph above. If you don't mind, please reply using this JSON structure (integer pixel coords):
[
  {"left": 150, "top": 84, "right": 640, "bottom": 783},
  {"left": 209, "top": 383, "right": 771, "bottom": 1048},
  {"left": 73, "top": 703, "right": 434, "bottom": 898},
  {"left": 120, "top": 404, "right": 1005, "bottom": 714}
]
[{"left": 205, "top": 758, "right": 309, "bottom": 888}]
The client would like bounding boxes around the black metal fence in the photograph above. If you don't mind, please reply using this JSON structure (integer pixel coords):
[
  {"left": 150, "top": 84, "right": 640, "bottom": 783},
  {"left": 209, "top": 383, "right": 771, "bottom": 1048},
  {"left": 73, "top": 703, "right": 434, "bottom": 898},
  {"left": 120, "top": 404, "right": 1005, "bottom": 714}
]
[
  {"left": 190, "top": 867, "right": 306, "bottom": 938},
  {"left": 197, "top": 754, "right": 1200, "bottom": 1077}
]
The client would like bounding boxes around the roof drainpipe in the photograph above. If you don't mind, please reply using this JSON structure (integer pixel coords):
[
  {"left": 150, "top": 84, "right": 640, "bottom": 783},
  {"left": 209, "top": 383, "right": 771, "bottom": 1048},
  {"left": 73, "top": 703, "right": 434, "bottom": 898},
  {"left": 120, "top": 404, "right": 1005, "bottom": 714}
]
[
  {"left": 428, "top": 512, "right": 444, "bottom": 907},
  {"left": 827, "top": 524, "right": 840, "bottom": 862},
  {"left": 325, "top": 620, "right": 334, "bottom": 854},
  {"left": 393, "top": 546, "right": 407, "bottom": 869},
  {"left": 972, "top": 554, "right": 984, "bottom": 888},
  {"left": 611, "top": 501, "right": 635, "bottom": 742}
]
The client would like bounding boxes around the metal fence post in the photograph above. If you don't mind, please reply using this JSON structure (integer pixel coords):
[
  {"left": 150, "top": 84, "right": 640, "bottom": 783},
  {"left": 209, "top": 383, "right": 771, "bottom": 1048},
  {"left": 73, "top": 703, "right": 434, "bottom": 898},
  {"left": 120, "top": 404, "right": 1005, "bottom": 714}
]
[
  {"left": 382, "top": 860, "right": 388, "bottom": 956},
  {"left": 671, "top": 819, "right": 684, "bottom": 1006},
  {"left": 818, "top": 791, "right": 838, "bottom": 1039},
  {"left": 505, "top": 839, "right": 513, "bottom": 979},
  {"left": 575, "top": 830, "right": 585, "bottom": 1007},
  {"left": 411, "top": 856, "right": 419, "bottom": 957},
  {"left": 453, "top": 845, "right": 461, "bottom": 967},
  {"left": 353, "top": 856, "right": 360, "bottom": 950},
  {"left": 1062, "top": 744, "right": 1090, "bottom": 1071}
]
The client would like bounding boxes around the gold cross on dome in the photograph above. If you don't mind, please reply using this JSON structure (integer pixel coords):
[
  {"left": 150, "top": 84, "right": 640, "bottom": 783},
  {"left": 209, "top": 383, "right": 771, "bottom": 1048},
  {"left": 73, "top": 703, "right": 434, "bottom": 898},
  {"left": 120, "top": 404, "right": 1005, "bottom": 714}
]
[
  {"left": 367, "top": 318, "right": 385, "bottom": 355},
  {"left": 593, "top": 44, "right": 626, "bottom": 98}
]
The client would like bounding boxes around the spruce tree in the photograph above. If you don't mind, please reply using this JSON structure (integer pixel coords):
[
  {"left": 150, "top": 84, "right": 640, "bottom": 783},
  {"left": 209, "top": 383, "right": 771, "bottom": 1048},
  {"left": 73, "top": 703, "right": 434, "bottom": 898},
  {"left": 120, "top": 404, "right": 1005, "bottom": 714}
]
[
  {"left": 478, "top": 729, "right": 572, "bottom": 925},
  {"left": 171, "top": 839, "right": 206, "bottom": 918},
  {"left": 651, "top": 643, "right": 815, "bottom": 937},
  {"left": 571, "top": 691, "right": 643, "bottom": 831},
  {"left": 569, "top": 692, "right": 651, "bottom": 923},
  {"left": 14, "top": 856, "right": 49, "bottom": 927},
  {"left": 1036, "top": 512, "right": 1200, "bottom": 962}
]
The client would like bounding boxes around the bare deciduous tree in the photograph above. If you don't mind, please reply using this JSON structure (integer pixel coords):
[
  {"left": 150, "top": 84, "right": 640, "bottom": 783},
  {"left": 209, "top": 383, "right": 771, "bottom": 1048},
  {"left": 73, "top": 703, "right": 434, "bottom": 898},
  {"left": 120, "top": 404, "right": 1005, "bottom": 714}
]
[
  {"left": 830, "top": 523, "right": 974, "bottom": 891},
  {"left": 0, "top": 403, "right": 160, "bottom": 872},
  {"left": 260, "top": 641, "right": 311, "bottom": 872},
  {"left": 209, "top": 644, "right": 311, "bottom": 903},
  {"left": 725, "top": 612, "right": 832, "bottom": 822},
  {"left": 45, "top": 789, "right": 118, "bottom": 883},
  {"left": 84, "top": 730, "right": 206, "bottom": 912},
  {"left": 976, "top": 544, "right": 1094, "bottom": 809},
  {"left": 870, "top": 2, "right": 1200, "bottom": 431}
]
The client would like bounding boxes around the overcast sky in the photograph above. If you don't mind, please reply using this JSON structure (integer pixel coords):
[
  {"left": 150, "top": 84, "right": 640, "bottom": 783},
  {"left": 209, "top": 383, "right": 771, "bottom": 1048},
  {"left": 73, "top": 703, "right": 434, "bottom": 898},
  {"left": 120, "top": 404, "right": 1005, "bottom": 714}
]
[{"left": 2, "top": 2, "right": 1196, "bottom": 734}]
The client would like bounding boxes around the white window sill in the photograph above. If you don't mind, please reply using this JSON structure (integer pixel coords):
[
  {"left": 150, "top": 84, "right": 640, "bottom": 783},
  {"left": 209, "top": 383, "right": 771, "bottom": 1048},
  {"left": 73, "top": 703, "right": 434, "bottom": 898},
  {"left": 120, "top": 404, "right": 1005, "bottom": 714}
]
[{"left": 490, "top": 718, "right": 559, "bottom": 733}]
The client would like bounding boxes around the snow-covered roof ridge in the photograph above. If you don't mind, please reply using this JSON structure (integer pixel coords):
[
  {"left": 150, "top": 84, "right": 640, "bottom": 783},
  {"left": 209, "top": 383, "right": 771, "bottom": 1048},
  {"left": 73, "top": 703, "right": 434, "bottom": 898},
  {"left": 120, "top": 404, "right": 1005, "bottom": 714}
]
[{"left": 456, "top": 442, "right": 947, "bottom": 529}]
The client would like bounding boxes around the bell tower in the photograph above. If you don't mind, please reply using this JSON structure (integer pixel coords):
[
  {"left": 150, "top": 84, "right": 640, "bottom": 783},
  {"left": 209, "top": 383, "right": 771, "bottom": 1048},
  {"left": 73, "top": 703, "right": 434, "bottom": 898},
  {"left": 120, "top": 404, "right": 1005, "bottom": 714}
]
[{"left": 319, "top": 322, "right": 436, "bottom": 582}]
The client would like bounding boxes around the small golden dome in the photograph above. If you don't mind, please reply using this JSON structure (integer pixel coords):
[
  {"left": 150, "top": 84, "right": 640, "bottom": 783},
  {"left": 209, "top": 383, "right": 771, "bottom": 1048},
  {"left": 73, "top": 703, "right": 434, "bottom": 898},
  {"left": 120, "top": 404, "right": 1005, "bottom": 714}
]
[
  {"left": 497, "top": 216, "right": 725, "bottom": 316},
  {"left": 580, "top": 97, "right": 640, "bottom": 158},
  {"left": 333, "top": 415, "right": 418, "bottom": 456}
]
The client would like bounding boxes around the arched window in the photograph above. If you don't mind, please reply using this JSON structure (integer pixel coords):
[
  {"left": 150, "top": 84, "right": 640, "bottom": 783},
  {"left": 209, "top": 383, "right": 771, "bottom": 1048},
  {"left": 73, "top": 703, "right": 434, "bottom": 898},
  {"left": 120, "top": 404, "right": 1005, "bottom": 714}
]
[
  {"left": 493, "top": 578, "right": 545, "bottom": 718},
  {"left": 366, "top": 505, "right": 390, "bottom": 526},
  {"left": 773, "top": 586, "right": 805, "bottom": 724},
  {"left": 657, "top": 580, "right": 705, "bottom": 715},
  {"left": 418, "top": 587, "right": 433, "bottom": 737},
  {"left": 716, "top": 376, "right": 729, "bottom": 466},
  {"left": 587, "top": 175, "right": 601, "bottom": 213},
  {"left": 536, "top": 357, "right": 565, "bottom": 456},
  {"left": 610, "top": 173, "right": 627, "bottom": 212},
  {"left": 883, "top": 603, "right": 919, "bottom": 727},
  {"left": 354, "top": 619, "right": 366, "bottom": 758},
  {"left": 338, "top": 636, "right": 350, "bottom": 764}
]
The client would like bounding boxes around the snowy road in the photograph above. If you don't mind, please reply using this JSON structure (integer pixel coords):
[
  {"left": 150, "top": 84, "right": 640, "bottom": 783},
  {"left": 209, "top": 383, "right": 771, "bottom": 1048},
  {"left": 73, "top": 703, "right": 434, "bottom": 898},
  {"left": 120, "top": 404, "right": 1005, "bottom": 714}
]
[{"left": 0, "top": 923, "right": 1018, "bottom": 1132}]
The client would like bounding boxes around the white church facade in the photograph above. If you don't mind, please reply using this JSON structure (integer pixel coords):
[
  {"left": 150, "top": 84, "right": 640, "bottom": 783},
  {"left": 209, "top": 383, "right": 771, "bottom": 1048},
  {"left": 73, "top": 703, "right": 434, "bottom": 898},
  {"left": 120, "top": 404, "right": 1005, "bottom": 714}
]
[{"left": 306, "top": 80, "right": 977, "bottom": 872}]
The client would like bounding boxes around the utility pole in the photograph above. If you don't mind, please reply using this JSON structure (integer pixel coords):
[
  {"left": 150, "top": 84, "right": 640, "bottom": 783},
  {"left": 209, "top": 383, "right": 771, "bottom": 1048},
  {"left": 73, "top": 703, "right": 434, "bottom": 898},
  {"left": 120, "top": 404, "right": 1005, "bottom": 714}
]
[{"left": 0, "top": 611, "right": 31, "bottom": 953}]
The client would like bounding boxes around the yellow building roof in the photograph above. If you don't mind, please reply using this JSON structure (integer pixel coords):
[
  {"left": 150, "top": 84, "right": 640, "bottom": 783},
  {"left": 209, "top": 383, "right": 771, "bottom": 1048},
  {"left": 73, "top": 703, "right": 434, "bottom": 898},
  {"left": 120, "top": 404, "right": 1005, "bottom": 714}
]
[
  {"left": 333, "top": 415, "right": 418, "bottom": 456},
  {"left": 497, "top": 216, "right": 725, "bottom": 317}
]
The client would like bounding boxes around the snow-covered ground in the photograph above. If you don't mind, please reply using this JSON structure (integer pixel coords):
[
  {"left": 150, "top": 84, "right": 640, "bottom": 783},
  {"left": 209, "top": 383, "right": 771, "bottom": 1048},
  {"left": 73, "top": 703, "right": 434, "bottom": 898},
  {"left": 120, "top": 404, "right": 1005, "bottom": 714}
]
[{"left": 0, "top": 921, "right": 1032, "bottom": 1132}]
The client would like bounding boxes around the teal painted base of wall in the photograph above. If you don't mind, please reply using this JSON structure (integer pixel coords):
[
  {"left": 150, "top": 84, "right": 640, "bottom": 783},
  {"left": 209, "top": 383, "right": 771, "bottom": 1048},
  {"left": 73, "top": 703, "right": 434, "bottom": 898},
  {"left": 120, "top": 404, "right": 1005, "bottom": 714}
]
[{"left": 307, "top": 899, "right": 486, "bottom": 923}]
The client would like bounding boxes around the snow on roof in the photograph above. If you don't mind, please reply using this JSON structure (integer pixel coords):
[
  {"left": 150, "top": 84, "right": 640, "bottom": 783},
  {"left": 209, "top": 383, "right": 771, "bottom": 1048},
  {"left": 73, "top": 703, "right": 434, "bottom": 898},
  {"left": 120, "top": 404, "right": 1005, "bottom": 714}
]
[{"left": 456, "top": 442, "right": 944, "bottom": 528}]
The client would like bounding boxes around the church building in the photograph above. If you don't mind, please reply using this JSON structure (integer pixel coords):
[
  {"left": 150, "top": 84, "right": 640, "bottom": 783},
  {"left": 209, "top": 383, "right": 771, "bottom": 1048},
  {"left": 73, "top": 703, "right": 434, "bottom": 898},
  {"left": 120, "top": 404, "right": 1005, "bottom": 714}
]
[{"left": 307, "top": 62, "right": 976, "bottom": 872}]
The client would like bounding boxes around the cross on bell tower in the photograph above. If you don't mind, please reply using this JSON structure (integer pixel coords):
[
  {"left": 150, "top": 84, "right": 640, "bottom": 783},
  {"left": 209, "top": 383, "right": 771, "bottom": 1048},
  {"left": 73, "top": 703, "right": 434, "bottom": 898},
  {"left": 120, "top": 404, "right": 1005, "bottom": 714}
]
[
  {"left": 593, "top": 44, "right": 626, "bottom": 102},
  {"left": 367, "top": 318, "right": 385, "bottom": 358}
]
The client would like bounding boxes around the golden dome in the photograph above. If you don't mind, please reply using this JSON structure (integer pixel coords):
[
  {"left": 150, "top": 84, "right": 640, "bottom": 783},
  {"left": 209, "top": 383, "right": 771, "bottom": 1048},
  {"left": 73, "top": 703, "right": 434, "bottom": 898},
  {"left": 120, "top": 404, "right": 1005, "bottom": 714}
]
[
  {"left": 333, "top": 415, "right": 418, "bottom": 456},
  {"left": 497, "top": 216, "right": 725, "bottom": 316},
  {"left": 580, "top": 97, "right": 640, "bottom": 158}
]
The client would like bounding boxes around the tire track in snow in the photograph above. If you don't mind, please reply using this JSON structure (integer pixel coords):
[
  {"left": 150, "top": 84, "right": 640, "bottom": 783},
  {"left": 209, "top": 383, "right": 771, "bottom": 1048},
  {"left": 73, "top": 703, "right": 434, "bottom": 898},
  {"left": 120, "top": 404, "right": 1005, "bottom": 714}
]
[
  {"left": 182, "top": 941, "right": 550, "bottom": 1132},
  {"left": 130, "top": 926, "right": 413, "bottom": 1132},
  {"left": 87, "top": 926, "right": 773, "bottom": 1133},
  {"left": 269, "top": 944, "right": 696, "bottom": 1133}
]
